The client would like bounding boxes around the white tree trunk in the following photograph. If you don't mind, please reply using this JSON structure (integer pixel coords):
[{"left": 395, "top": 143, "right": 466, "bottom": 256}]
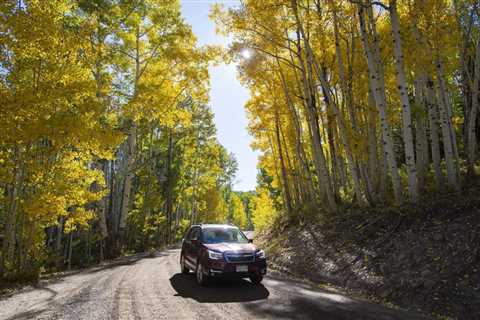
[
  {"left": 389, "top": 0, "right": 418, "bottom": 202},
  {"left": 467, "top": 40, "right": 480, "bottom": 172},
  {"left": 333, "top": 4, "right": 371, "bottom": 203},
  {"left": 293, "top": 0, "right": 364, "bottom": 204},
  {"left": 275, "top": 110, "right": 294, "bottom": 216},
  {"left": 277, "top": 61, "right": 316, "bottom": 202},
  {"left": 98, "top": 192, "right": 109, "bottom": 239},
  {"left": 425, "top": 77, "right": 444, "bottom": 189},
  {"left": 379, "top": 131, "right": 389, "bottom": 201},
  {"left": 292, "top": 21, "right": 337, "bottom": 212},
  {"left": 2, "top": 148, "right": 23, "bottom": 269},
  {"left": 363, "top": 93, "right": 379, "bottom": 202},
  {"left": 332, "top": 3, "right": 357, "bottom": 128},
  {"left": 55, "top": 217, "right": 65, "bottom": 269},
  {"left": 358, "top": 4, "right": 403, "bottom": 204},
  {"left": 92, "top": 162, "right": 109, "bottom": 240},
  {"left": 436, "top": 58, "right": 460, "bottom": 191},
  {"left": 367, "top": 93, "right": 379, "bottom": 189},
  {"left": 119, "top": 26, "right": 141, "bottom": 235},
  {"left": 119, "top": 123, "right": 137, "bottom": 232},
  {"left": 414, "top": 76, "right": 430, "bottom": 191},
  {"left": 307, "top": 107, "right": 338, "bottom": 212}
]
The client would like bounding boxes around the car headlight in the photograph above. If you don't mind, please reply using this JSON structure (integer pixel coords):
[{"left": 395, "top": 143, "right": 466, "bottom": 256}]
[
  {"left": 255, "top": 250, "right": 266, "bottom": 259},
  {"left": 208, "top": 250, "right": 223, "bottom": 260}
]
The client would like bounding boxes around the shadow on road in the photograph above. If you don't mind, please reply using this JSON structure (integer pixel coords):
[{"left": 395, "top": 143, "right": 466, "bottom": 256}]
[
  {"left": 242, "top": 275, "right": 430, "bottom": 320},
  {"left": 5, "top": 308, "right": 47, "bottom": 320},
  {"left": 169, "top": 273, "right": 270, "bottom": 303}
]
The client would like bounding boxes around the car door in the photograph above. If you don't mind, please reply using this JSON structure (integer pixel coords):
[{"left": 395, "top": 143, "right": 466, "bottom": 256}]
[
  {"left": 189, "top": 227, "right": 202, "bottom": 264},
  {"left": 185, "top": 227, "right": 200, "bottom": 267},
  {"left": 182, "top": 228, "right": 193, "bottom": 262}
]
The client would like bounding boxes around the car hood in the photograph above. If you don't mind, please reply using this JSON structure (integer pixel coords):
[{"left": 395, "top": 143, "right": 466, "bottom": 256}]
[{"left": 204, "top": 242, "right": 256, "bottom": 253}]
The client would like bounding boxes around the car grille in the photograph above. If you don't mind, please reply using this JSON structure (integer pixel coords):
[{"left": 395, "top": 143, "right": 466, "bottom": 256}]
[{"left": 225, "top": 252, "right": 255, "bottom": 263}]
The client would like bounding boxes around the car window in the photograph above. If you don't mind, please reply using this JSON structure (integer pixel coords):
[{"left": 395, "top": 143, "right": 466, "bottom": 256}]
[
  {"left": 202, "top": 228, "right": 249, "bottom": 244},
  {"left": 190, "top": 227, "right": 200, "bottom": 240},
  {"left": 184, "top": 228, "right": 192, "bottom": 240},
  {"left": 185, "top": 227, "right": 197, "bottom": 240},
  {"left": 185, "top": 228, "right": 195, "bottom": 240}
]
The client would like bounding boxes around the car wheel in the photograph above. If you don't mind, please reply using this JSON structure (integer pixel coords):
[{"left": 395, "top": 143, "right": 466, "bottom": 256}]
[
  {"left": 250, "top": 274, "right": 263, "bottom": 285},
  {"left": 196, "top": 261, "right": 209, "bottom": 286},
  {"left": 180, "top": 254, "right": 189, "bottom": 274}
]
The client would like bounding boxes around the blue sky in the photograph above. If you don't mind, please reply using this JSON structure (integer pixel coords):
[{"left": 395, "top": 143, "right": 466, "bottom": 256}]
[{"left": 180, "top": 0, "right": 259, "bottom": 191}]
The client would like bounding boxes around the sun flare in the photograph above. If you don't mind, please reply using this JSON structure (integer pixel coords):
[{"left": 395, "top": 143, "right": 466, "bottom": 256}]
[{"left": 240, "top": 48, "right": 252, "bottom": 59}]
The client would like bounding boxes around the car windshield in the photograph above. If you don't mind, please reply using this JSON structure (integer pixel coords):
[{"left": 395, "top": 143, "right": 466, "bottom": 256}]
[{"left": 202, "top": 228, "right": 249, "bottom": 244}]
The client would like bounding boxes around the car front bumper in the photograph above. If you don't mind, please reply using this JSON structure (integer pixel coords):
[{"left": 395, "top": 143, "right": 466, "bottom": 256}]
[{"left": 206, "top": 259, "right": 267, "bottom": 277}]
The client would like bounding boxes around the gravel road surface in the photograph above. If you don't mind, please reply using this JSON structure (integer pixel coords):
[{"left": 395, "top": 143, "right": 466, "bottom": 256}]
[{"left": 0, "top": 248, "right": 428, "bottom": 320}]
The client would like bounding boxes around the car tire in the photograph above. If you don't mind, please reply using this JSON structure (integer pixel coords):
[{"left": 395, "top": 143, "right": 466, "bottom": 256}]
[
  {"left": 196, "top": 260, "right": 209, "bottom": 286},
  {"left": 180, "top": 254, "right": 189, "bottom": 274},
  {"left": 250, "top": 274, "right": 263, "bottom": 285}
]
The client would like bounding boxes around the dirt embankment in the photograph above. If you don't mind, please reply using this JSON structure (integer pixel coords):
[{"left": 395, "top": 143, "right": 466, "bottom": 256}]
[{"left": 259, "top": 189, "right": 480, "bottom": 319}]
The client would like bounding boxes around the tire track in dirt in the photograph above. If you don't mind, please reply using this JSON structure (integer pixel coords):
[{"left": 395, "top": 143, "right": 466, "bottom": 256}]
[{"left": 0, "top": 248, "right": 430, "bottom": 320}]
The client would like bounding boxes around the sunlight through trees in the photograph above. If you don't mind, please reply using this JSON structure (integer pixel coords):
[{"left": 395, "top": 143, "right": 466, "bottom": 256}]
[{"left": 212, "top": 0, "right": 480, "bottom": 224}]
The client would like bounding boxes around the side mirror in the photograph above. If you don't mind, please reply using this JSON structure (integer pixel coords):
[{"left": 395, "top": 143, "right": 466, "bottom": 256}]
[{"left": 248, "top": 238, "right": 253, "bottom": 243}]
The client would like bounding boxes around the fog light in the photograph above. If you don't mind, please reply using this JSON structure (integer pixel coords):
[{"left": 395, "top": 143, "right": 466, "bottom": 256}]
[{"left": 210, "top": 269, "right": 223, "bottom": 275}]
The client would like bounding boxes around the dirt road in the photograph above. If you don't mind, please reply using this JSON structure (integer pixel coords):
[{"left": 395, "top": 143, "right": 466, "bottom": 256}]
[{"left": 0, "top": 248, "right": 428, "bottom": 320}]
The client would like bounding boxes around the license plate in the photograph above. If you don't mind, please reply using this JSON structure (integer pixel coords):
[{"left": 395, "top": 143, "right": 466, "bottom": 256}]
[{"left": 236, "top": 265, "right": 248, "bottom": 272}]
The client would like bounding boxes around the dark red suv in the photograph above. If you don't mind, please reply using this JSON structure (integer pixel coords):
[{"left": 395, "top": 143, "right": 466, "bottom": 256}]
[{"left": 180, "top": 224, "right": 267, "bottom": 286}]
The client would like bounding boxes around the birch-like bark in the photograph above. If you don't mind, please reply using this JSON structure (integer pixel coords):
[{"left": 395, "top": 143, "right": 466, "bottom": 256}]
[
  {"left": 410, "top": 22, "right": 431, "bottom": 191},
  {"left": 119, "top": 26, "right": 141, "bottom": 235},
  {"left": 453, "top": 0, "right": 478, "bottom": 170},
  {"left": 275, "top": 110, "right": 294, "bottom": 216},
  {"left": 336, "top": 9, "right": 376, "bottom": 204},
  {"left": 93, "top": 161, "right": 108, "bottom": 240},
  {"left": 436, "top": 58, "right": 461, "bottom": 191},
  {"left": 294, "top": 27, "right": 337, "bottom": 212},
  {"left": 358, "top": 4, "right": 403, "bottom": 204},
  {"left": 326, "top": 116, "right": 340, "bottom": 198},
  {"left": 306, "top": 102, "right": 337, "bottom": 212},
  {"left": 89, "top": 11, "right": 111, "bottom": 247},
  {"left": 367, "top": 92, "right": 379, "bottom": 199},
  {"left": 333, "top": 125, "right": 348, "bottom": 189},
  {"left": 414, "top": 76, "right": 429, "bottom": 191},
  {"left": 1, "top": 147, "right": 23, "bottom": 270},
  {"left": 190, "top": 126, "right": 201, "bottom": 225},
  {"left": 276, "top": 60, "right": 316, "bottom": 203},
  {"left": 292, "top": 0, "right": 364, "bottom": 204},
  {"left": 389, "top": 0, "right": 418, "bottom": 202},
  {"left": 282, "top": 32, "right": 319, "bottom": 201},
  {"left": 267, "top": 133, "right": 290, "bottom": 215},
  {"left": 467, "top": 40, "right": 480, "bottom": 173},
  {"left": 436, "top": 59, "right": 460, "bottom": 163},
  {"left": 332, "top": 2, "right": 357, "bottom": 128},
  {"left": 165, "top": 130, "right": 174, "bottom": 243},
  {"left": 281, "top": 127, "right": 302, "bottom": 206},
  {"left": 425, "top": 78, "right": 444, "bottom": 189},
  {"left": 67, "top": 232, "right": 74, "bottom": 271},
  {"left": 94, "top": 79, "right": 109, "bottom": 241},
  {"left": 119, "top": 123, "right": 137, "bottom": 232},
  {"left": 333, "top": 3, "right": 375, "bottom": 202},
  {"left": 190, "top": 168, "right": 198, "bottom": 226},
  {"left": 379, "top": 131, "right": 389, "bottom": 201},
  {"left": 55, "top": 217, "right": 65, "bottom": 269}
]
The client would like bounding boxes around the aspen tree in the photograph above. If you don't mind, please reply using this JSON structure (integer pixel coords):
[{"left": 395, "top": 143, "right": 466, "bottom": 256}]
[
  {"left": 357, "top": 3, "right": 403, "bottom": 204},
  {"left": 389, "top": 0, "right": 418, "bottom": 202}
]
